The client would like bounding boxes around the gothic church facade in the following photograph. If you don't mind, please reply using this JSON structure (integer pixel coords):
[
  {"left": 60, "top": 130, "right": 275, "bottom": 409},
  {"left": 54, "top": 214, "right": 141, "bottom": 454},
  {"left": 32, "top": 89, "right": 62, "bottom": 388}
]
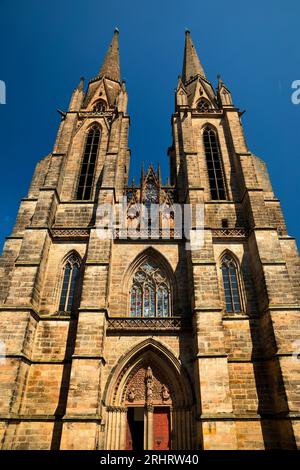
[{"left": 0, "top": 29, "right": 300, "bottom": 450}]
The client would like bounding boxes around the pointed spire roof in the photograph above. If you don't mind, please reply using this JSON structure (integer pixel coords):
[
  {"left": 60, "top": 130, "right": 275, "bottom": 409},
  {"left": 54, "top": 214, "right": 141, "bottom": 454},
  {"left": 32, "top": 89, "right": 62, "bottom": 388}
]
[
  {"left": 77, "top": 76, "right": 85, "bottom": 91},
  {"left": 98, "top": 28, "right": 120, "bottom": 82},
  {"left": 176, "top": 75, "right": 186, "bottom": 92},
  {"left": 217, "top": 74, "right": 223, "bottom": 89},
  {"left": 182, "top": 29, "right": 206, "bottom": 84},
  {"left": 217, "top": 74, "right": 230, "bottom": 92}
]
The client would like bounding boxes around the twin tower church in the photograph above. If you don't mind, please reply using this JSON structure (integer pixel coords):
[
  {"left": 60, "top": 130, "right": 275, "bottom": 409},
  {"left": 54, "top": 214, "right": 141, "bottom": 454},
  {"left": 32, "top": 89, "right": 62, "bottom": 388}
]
[{"left": 0, "top": 28, "right": 300, "bottom": 450}]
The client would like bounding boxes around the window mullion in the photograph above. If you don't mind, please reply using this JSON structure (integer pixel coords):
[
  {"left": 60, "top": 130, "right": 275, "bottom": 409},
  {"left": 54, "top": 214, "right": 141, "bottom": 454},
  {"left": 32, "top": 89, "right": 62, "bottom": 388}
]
[
  {"left": 82, "top": 134, "right": 91, "bottom": 200},
  {"left": 210, "top": 133, "right": 219, "bottom": 199},
  {"left": 65, "top": 265, "right": 73, "bottom": 311},
  {"left": 129, "top": 262, "right": 172, "bottom": 318},
  {"left": 83, "top": 133, "right": 94, "bottom": 200},
  {"left": 204, "top": 129, "right": 226, "bottom": 201},
  {"left": 77, "top": 128, "right": 100, "bottom": 201},
  {"left": 217, "top": 138, "right": 226, "bottom": 199},
  {"left": 228, "top": 264, "right": 235, "bottom": 312}
]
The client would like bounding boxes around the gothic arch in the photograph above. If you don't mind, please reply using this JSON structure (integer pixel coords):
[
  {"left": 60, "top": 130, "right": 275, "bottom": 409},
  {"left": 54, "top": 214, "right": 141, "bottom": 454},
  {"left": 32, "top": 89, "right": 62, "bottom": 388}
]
[
  {"left": 103, "top": 339, "right": 195, "bottom": 450},
  {"left": 60, "top": 249, "right": 82, "bottom": 268},
  {"left": 219, "top": 248, "right": 240, "bottom": 266},
  {"left": 85, "top": 121, "right": 102, "bottom": 133},
  {"left": 73, "top": 119, "right": 103, "bottom": 138},
  {"left": 123, "top": 247, "right": 175, "bottom": 283},
  {"left": 103, "top": 338, "right": 193, "bottom": 407},
  {"left": 200, "top": 122, "right": 219, "bottom": 133}
]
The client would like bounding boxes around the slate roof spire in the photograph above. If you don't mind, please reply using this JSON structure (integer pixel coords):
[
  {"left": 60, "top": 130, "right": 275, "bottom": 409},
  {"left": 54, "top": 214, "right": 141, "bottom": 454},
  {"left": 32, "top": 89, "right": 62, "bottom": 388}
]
[
  {"left": 182, "top": 29, "right": 206, "bottom": 84},
  {"left": 98, "top": 27, "right": 121, "bottom": 83}
]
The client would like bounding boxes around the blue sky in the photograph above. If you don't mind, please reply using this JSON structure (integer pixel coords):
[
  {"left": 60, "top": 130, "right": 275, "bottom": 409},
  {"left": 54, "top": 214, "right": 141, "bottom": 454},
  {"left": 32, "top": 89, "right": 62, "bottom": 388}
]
[{"left": 0, "top": 0, "right": 299, "bottom": 250}]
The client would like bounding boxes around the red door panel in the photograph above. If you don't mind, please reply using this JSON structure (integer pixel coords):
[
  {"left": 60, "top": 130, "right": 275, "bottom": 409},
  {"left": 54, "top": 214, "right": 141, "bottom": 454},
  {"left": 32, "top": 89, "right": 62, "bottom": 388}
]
[{"left": 153, "top": 407, "right": 170, "bottom": 450}]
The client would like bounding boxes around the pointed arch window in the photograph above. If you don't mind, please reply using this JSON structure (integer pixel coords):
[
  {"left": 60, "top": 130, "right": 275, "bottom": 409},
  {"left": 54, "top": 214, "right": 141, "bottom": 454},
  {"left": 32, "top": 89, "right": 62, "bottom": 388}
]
[
  {"left": 59, "top": 254, "right": 81, "bottom": 313},
  {"left": 76, "top": 125, "right": 100, "bottom": 200},
  {"left": 130, "top": 260, "right": 171, "bottom": 317},
  {"left": 221, "top": 254, "right": 243, "bottom": 313},
  {"left": 203, "top": 127, "right": 227, "bottom": 200}
]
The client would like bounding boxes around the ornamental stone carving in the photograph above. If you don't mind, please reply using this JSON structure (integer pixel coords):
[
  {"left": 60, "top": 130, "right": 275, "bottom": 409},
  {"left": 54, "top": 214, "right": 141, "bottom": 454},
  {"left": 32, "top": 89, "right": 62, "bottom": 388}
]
[
  {"left": 128, "top": 388, "right": 135, "bottom": 402},
  {"left": 123, "top": 363, "right": 173, "bottom": 406}
]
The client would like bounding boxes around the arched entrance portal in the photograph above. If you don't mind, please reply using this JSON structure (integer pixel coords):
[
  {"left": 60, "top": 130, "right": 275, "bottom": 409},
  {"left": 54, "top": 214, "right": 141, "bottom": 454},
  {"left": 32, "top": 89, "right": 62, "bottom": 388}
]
[{"left": 104, "top": 340, "right": 194, "bottom": 450}]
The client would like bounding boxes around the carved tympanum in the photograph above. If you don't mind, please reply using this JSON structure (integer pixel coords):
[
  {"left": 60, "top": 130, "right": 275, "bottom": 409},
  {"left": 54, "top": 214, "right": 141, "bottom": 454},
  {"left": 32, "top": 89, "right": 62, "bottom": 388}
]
[{"left": 123, "top": 364, "right": 172, "bottom": 406}]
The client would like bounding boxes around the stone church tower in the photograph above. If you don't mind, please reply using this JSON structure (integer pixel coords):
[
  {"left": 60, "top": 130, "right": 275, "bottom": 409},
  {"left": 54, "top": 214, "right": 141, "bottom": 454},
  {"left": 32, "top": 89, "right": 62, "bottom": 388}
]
[{"left": 0, "top": 29, "right": 299, "bottom": 450}]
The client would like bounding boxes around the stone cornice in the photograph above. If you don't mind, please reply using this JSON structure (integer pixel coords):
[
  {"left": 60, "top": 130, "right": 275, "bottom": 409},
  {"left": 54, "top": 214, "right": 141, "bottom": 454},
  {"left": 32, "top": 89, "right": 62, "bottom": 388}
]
[
  {"left": 196, "top": 354, "right": 227, "bottom": 359},
  {"left": 193, "top": 307, "right": 223, "bottom": 313},
  {"left": 198, "top": 412, "right": 300, "bottom": 421},
  {"left": 0, "top": 414, "right": 102, "bottom": 422},
  {"left": 267, "top": 304, "right": 300, "bottom": 311},
  {"left": 50, "top": 228, "right": 90, "bottom": 241},
  {"left": 191, "top": 261, "right": 216, "bottom": 265},
  {"left": 85, "top": 261, "right": 109, "bottom": 266},
  {"left": 0, "top": 305, "right": 40, "bottom": 321},
  {"left": 72, "top": 355, "right": 106, "bottom": 364},
  {"left": 20, "top": 197, "right": 38, "bottom": 202},
  {"left": 78, "top": 307, "right": 108, "bottom": 314},
  {"left": 107, "top": 316, "right": 191, "bottom": 332},
  {"left": 211, "top": 227, "right": 248, "bottom": 240}
]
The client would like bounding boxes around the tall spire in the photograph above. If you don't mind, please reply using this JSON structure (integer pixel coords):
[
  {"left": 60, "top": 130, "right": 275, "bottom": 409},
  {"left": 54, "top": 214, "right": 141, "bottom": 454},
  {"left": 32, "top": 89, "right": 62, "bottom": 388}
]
[
  {"left": 98, "top": 27, "right": 121, "bottom": 83},
  {"left": 182, "top": 29, "right": 206, "bottom": 84}
]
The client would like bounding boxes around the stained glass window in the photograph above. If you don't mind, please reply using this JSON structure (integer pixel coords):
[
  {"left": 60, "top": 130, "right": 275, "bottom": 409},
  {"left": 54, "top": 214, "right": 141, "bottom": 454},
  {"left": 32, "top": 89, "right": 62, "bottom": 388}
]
[
  {"left": 76, "top": 125, "right": 100, "bottom": 200},
  {"left": 130, "top": 285, "right": 142, "bottom": 317},
  {"left": 59, "top": 255, "right": 80, "bottom": 313},
  {"left": 203, "top": 127, "right": 227, "bottom": 200},
  {"left": 130, "top": 260, "right": 171, "bottom": 317},
  {"left": 221, "top": 254, "right": 242, "bottom": 313},
  {"left": 157, "top": 285, "right": 169, "bottom": 317}
]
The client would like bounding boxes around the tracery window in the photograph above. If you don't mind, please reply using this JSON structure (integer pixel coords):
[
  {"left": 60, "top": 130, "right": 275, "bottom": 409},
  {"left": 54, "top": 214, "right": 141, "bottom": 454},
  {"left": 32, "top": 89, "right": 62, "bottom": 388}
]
[
  {"left": 221, "top": 254, "right": 243, "bottom": 313},
  {"left": 59, "top": 254, "right": 81, "bottom": 313},
  {"left": 76, "top": 125, "right": 100, "bottom": 200},
  {"left": 93, "top": 100, "right": 106, "bottom": 112},
  {"left": 144, "top": 182, "right": 159, "bottom": 227},
  {"left": 145, "top": 183, "right": 158, "bottom": 210},
  {"left": 130, "top": 260, "right": 171, "bottom": 317},
  {"left": 203, "top": 127, "right": 227, "bottom": 200},
  {"left": 197, "top": 98, "right": 210, "bottom": 112}
]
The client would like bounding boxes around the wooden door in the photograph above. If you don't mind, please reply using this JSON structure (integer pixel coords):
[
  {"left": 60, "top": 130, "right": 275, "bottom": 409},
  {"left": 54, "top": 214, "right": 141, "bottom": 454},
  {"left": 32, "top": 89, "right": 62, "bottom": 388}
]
[
  {"left": 125, "top": 408, "right": 133, "bottom": 450},
  {"left": 153, "top": 407, "right": 170, "bottom": 450}
]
